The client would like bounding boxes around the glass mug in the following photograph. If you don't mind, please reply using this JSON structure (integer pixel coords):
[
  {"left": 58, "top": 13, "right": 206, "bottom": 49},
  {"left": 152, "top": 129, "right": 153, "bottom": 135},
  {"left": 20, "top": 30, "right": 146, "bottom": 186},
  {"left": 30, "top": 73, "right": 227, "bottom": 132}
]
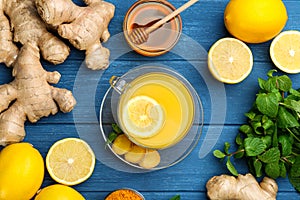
[{"left": 110, "top": 66, "right": 199, "bottom": 149}]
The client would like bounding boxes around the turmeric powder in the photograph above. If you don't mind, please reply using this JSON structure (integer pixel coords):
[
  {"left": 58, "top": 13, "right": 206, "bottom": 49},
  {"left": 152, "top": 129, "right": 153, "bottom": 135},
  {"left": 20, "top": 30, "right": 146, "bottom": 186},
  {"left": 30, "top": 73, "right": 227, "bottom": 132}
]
[{"left": 105, "top": 189, "right": 144, "bottom": 200}]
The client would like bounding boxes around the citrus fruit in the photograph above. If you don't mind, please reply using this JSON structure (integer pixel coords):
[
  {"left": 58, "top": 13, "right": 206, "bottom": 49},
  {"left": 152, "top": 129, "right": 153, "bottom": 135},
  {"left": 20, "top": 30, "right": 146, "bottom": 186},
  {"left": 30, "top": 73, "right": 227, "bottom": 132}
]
[
  {"left": 46, "top": 138, "right": 95, "bottom": 186},
  {"left": 270, "top": 30, "right": 300, "bottom": 74},
  {"left": 0, "top": 142, "right": 44, "bottom": 200},
  {"left": 208, "top": 37, "right": 253, "bottom": 84},
  {"left": 35, "top": 184, "right": 85, "bottom": 200},
  {"left": 122, "top": 95, "right": 165, "bottom": 138},
  {"left": 224, "top": 0, "right": 288, "bottom": 43}
]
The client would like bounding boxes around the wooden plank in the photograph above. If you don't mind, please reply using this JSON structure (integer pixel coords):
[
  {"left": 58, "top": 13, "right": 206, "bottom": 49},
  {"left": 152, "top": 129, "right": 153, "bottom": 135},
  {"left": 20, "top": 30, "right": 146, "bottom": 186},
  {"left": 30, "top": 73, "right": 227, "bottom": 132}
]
[
  {"left": 2, "top": 59, "right": 296, "bottom": 126},
  {"left": 1, "top": 0, "right": 300, "bottom": 199},
  {"left": 20, "top": 124, "right": 298, "bottom": 194}
]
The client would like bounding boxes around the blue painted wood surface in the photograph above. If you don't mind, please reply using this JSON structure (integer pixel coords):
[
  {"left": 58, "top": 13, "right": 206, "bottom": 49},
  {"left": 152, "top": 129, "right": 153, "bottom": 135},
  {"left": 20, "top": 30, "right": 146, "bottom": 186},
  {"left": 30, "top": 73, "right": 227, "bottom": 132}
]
[{"left": 1, "top": 0, "right": 300, "bottom": 199}]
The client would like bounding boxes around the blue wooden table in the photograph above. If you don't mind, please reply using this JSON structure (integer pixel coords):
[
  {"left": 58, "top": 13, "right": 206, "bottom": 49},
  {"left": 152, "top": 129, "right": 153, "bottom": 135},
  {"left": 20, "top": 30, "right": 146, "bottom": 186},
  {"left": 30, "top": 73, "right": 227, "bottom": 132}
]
[{"left": 1, "top": 0, "right": 300, "bottom": 199}]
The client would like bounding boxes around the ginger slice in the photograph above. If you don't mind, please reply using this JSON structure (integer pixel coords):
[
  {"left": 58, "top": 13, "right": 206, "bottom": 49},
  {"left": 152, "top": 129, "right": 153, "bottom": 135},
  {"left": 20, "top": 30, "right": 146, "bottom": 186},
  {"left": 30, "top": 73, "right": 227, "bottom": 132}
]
[
  {"left": 124, "top": 144, "right": 146, "bottom": 164},
  {"left": 139, "top": 149, "right": 161, "bottom": 169}
]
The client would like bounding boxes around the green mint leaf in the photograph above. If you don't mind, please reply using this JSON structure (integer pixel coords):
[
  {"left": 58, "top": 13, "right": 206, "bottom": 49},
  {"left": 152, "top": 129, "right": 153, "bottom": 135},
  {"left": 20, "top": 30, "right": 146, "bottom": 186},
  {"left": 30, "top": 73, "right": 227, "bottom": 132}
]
[
  {"left": 253, "top": 159, "right": 263, "bottom": 177},
  {"left": 272, "top": 123, "right": 278, "bottom": 147},
  {"left": 107, "top": 132, "right": 118, "bottom": 144},
  {"left": 263, "top": 77, "right": 277, "bottom": 92},
  {"left": 239, "top": 125, "right": 253, "bottom": 135},
  {"left": 265, "top": 162, "right": 280, "bottom": 179},
  {"left": 234, "top": 145, "right": 245, "bottom": 159},
  {"left": 287, "top": 156, "right": 296, "bottom": 165},
  {"left": 226, "top": 158, "right": 238, "bottom": 176},
  {"left": 256, "top": 93, "right": 278, "bottom": 118},
  {"left": 279, "top": 161, "right": 287, "bottom": 178},
  {"left": 213, "top": 150, "right": 226, "bottom": 159},
  {"left": 276, "top": 75, "right": 292, "bottom": 92},
  {"left": 253, "top": 114, "right": 263, "bottom": 122},
  {"left": 245, "top": 111, "right": 256, "bottom": 120},
  {"left": 251, "top": 121, "right": 263, "bottom": 135},
  {"left": 290, "top": 88, "right": 300, "bottom": 98},
  {"left": 112, "top": 123, "right": 122, "bottom": 133},
  {"left": 277, "top": 106, "right": 300, "bottom": 128},
  {"left": 267, "top": 69, "right": 277, "bottom": 78},
  {"left": 290, "top": 100, "right": 300, "bottom": 113},
  {"left": 278, "top": 135, "right": 293, "bottom": 156},
  {"left": 170, "top": 195, "right": 181, "bottom": 200},
  {"left": 262, "top": 115, "right": 269, "bottom": 123},
  {"left": 244, "top": 138, "right": 267, "bottom": 156},
  {"left": 258, "top": 78, "right": 266, "bottom": 90},
  {"left": 274, "top": 91, "right": 284, "bottom": 102},
  {"left": 235, "top": 133, "right": 243, "bottom": 145},
  {"left": 258, "top": 147, "right": 280, "bottom": 163},
  {"left": 262, "top": 119, "right": 274, "bottom": 131},
  {"left": 261, "top": 135, "right": 272, "bottom": 148},
  {"left": 288, "top": 156, "right": 300, "bottom": 192},
  {"left": 224, "top": 142, "right": 231, "bottom": 154}
]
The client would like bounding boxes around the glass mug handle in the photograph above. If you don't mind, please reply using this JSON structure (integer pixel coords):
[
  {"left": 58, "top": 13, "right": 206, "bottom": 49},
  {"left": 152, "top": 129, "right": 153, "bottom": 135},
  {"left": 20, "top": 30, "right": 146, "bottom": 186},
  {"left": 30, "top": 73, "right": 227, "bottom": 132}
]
[{"left": 109, "top": 76, "right": 127, "bottom": 94}]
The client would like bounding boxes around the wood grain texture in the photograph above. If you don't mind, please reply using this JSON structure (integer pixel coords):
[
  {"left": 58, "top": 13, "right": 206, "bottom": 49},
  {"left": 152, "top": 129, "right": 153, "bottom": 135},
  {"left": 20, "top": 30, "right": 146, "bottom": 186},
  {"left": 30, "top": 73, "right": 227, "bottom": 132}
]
[{"left": 0, "top": 0, "right": 300, "bottom": 199}]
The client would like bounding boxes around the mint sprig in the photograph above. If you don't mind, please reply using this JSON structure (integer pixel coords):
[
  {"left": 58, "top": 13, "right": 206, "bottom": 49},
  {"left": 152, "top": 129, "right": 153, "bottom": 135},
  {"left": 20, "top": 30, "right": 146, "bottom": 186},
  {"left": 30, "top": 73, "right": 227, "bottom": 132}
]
[{"left": 214, "top": 70, "right": 300, "bottom": 192}]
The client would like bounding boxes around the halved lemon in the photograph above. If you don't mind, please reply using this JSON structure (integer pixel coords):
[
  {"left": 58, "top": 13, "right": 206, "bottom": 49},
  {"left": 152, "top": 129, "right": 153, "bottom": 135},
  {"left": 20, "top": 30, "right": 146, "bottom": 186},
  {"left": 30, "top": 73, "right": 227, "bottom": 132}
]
[
  {"left": 270, "top": 30, "right": 300, "bottom": 74},
  {"left": 46, "top": 138, "right": 95, "bottom": 186},
  {"left": 208, "top": 37, "right": 253, "bottom": 84},
  {"left": 122, "top": 95, "right": 165, "bottom": 138}
]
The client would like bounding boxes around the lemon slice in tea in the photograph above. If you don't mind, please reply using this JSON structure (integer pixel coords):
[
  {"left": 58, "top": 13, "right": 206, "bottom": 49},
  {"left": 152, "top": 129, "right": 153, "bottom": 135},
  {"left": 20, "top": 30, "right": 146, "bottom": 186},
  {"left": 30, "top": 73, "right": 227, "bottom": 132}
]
[
  {"left": 270, "top": 30, "right": 300, "bottom": 74},
  {"left": 46, "top": 138, "right": 95, "bottom": 186},
  {"left": 208, "top": 37, "right": 253, "bottom": 84},
  {"left": 122, "top": 95, "right": 165, "bottom": 138}
]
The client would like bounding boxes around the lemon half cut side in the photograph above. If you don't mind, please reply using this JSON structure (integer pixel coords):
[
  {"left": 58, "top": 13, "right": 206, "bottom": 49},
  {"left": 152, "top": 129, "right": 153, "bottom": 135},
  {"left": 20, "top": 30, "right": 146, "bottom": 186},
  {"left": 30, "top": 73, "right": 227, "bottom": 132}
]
[
  {"left": 270, "top": 30, "right": 300, "bottom": 74},
  {"left": 46, "top": 138, "right": 95, "bottom": 186},
  {"left": 122, "top": 95, "right": 165, "bottom": 138},
  {"left": 208, "top": 37, "right": 253, "bottom": 84}
]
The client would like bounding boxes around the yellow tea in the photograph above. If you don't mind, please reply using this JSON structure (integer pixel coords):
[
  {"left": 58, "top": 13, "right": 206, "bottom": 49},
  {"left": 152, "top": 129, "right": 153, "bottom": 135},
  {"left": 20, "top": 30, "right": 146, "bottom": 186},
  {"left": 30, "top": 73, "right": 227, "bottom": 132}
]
[{"left": 117, "top": 72, "right": 195, "bottom": 149}]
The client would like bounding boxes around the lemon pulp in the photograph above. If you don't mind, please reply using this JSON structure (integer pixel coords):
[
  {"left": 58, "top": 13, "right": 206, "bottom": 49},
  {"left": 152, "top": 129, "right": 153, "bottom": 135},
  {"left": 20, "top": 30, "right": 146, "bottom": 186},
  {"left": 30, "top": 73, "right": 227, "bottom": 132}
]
[
  {"left": 270, "top": 30, "right": 300, "bottom": 74},
  {"left": 208, "top": 37, "right": 253, "bottom": 84},
  {"left": 122, "top": 95, "right": 165, "bottom": 138},
  {"left": 46, "top": 138, "right": 95, "bottom": 186}
]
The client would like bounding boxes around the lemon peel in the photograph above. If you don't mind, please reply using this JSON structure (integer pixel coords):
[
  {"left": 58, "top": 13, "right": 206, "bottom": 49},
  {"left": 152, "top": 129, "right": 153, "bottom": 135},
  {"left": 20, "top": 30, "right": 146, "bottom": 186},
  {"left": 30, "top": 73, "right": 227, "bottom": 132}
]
[{"left": 224, "top": 0, "right": 288, "bottom": 43}]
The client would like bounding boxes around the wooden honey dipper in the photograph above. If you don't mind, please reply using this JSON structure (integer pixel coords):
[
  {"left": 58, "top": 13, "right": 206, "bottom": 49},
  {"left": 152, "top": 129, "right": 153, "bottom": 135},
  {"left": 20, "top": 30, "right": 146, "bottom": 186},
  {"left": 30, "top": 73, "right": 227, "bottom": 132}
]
[{"left": 129, "top": 0, "right": 199, "bottom": 45}]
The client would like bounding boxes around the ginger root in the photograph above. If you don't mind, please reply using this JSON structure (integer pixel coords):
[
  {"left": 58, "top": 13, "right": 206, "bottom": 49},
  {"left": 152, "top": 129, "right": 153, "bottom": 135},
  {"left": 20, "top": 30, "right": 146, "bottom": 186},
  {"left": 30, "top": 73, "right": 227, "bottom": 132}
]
[
  {"left": 0, "top": 0, "right": 18, "bottom": 67},
  {"left": 35, "top": 0, "right": 115, "bottom": 70},
  {"left": 0, "top": 43, "right": 76, "bottom": 146},
  {"left": 206, "top": 173, "right": 278, "bottom": 200},
  {"left": 0, "top": 0, "right": 70, "bottom": 66}
]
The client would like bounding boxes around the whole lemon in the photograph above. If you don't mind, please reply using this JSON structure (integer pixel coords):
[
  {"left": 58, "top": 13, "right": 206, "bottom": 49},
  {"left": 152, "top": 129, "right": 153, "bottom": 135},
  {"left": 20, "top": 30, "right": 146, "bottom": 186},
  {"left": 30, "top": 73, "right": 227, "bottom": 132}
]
[
  {"left": 224, "top": 0, "right": 288, "bottom": 43},
  {"left": 0, "top": 143, "right": 44, "bottom": 200},
  {"left": 35, "top": 184, "right": 85, "bottom": 200}
]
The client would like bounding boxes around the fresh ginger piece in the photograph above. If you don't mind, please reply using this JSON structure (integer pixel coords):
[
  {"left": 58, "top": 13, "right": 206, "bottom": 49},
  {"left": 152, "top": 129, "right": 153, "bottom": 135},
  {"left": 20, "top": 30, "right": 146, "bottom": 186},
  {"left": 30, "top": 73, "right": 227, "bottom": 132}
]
[
  {"left": 206, "top": 173, "right": 278, "bottom": 200},
  {"left": 112, "top": 134, "right": 133, "bottom": 155},
  {"left": 138, "top": 149, "right": 160, "bottom": 169},
  {"left": 0, "top": 1, "right": 18, "bottom": 67},
  {"left": 0, "top": 43, "right": 76, "bottom": 146},
  {"left": 124, "top": 144, "right": 146, "bottom": 164},
  {"left": 35, "top": 0, "right": 115, "bottom": 70},
  {"left": 0, "top": 0, "right": 69, "bottom": 66}
]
